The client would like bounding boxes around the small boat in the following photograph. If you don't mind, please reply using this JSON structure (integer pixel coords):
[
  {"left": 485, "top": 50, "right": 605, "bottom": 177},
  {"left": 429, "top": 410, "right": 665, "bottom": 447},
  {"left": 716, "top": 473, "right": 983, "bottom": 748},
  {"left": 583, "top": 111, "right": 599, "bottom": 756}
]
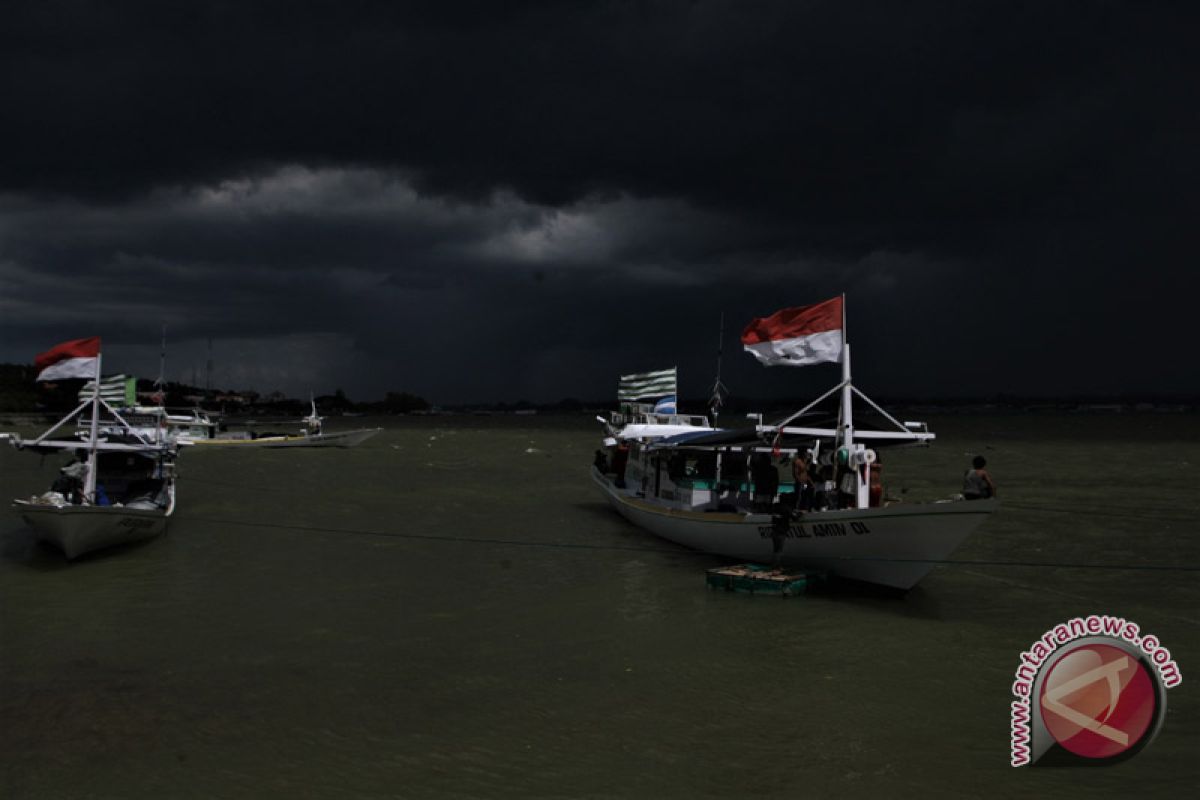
[
  {"left": 5, "top": 338, "right": 178, "bottom": 559},
  {"left": 189, "top": 426, "right": 381, "bottom": 449},
  {"left": 187, "top": 399, "right": 381, "bottom": 449},
  {"left": 593, "top": 298, "right": 996, "bottom": 590},
  {"left": 12, "top": 446, "right": 177, "bottom": 559},
  {"left": 77, "top": 396, "right": 381, "bottom": 449}
]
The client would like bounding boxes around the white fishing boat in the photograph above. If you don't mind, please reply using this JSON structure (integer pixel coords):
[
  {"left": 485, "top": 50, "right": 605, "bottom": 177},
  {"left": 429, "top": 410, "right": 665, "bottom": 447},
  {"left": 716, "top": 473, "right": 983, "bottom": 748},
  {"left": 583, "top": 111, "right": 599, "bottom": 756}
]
[
  {"left": 188, "top": 399, "right": 381, "bottom": 449},
  {"left": 77, "top": 394, "right": 380, "bottom": 449},
  {"left": 593, "top": 298, "right": 996, "bottom": 590},
  {"left": 78, "top": 402, "right": 221, "bottom": 446},
  {"left": 190, "top": 426, "right": 382, "bottom": 449},
  {"left": 5, "top": 338, "right": 178, "bottom": 559}
]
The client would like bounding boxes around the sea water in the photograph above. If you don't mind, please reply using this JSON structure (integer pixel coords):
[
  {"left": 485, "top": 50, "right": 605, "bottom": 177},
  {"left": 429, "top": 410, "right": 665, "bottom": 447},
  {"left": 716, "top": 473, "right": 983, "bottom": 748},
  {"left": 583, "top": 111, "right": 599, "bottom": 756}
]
[{"left": 2, "top": 413, "right": 1198, "bottom": 797}]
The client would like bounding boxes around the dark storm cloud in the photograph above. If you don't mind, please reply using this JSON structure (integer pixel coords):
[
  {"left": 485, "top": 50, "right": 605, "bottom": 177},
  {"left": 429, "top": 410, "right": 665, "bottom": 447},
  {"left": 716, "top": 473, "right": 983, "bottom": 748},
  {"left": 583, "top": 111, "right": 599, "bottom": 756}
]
[{"left": 2, "top": 1, "right": 1197, "bottom": 401}]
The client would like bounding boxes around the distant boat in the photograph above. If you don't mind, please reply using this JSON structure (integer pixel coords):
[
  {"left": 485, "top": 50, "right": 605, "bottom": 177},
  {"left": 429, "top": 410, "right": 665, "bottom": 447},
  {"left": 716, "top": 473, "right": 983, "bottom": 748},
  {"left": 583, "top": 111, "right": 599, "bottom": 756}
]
[
  {"left": 592, "top": 299, "right": 996, "bottom": 590},
  {"left": 5, "top": 338, "right": 178, "bottom": 559},
  {"left": 189, "top": 427, "right": 381, "bottom": 449},
  {"left": 188, "top": 398, "right": 381, "bottom": 449},
  {"left": 77, "top": 399, "right": 381, "bottom": 449}
]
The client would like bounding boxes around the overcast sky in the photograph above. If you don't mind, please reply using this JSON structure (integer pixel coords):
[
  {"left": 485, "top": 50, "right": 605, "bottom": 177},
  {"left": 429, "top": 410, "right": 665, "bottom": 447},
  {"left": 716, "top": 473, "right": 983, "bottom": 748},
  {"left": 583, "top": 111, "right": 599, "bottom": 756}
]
[{"left": 2, "top": 1, "right": 1196, "bottom": 403}]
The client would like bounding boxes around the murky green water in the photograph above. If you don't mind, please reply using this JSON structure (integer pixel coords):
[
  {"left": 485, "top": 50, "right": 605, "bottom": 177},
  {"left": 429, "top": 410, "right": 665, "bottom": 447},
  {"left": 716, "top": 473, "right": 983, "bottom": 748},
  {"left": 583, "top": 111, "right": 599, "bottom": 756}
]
[{"left": 2, "top": 414, "right": 1198, "bottom": 798}]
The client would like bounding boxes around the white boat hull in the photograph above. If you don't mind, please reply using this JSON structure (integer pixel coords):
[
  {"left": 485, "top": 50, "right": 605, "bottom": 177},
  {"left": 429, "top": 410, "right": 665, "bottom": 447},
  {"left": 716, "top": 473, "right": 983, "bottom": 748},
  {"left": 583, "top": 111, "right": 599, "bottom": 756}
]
[
  {"left": 592, "top": 467, "right": 995, "bottom": 590},
  {"left": 14, "top": 491, "right": 175, "bottom": 560},
  {"left": 190, "top": 428, "right": 382, "bottom": 449}
]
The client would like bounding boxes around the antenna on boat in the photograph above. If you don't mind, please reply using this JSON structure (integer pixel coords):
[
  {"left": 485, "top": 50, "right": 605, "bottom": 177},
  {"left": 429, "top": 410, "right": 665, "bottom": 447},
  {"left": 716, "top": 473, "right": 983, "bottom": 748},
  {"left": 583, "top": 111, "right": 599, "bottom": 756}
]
[
  {"left": 155, "top": 323, "right": 167, "bottom": 404},
  {"left": 709, "top": 311, "right": 728, "bottom": 425}
]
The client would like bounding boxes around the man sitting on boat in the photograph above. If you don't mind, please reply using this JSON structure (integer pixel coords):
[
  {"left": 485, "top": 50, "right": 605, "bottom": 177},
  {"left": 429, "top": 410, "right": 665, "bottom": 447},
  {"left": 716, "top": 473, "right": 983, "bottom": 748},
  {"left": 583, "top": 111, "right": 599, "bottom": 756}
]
[
  {"left": 51, "top": 451, "right": 88, "bottom": 504},
  {"left": 963, "top": 456, "right": 997, "bottom": 500}
]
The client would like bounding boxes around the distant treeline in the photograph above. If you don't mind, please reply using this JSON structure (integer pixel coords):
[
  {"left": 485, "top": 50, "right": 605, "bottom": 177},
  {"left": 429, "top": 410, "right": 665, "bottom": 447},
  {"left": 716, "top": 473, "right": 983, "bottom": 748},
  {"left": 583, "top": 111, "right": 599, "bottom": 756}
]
[
  {"left": 0, "top": 363, "right": 76, "bottom": 412},
  {"left": 1, "top": 363, "right": 1195, "bottom": 415},
  {"left": 0, "top": 363, "right": 432, "bottom": 415}
]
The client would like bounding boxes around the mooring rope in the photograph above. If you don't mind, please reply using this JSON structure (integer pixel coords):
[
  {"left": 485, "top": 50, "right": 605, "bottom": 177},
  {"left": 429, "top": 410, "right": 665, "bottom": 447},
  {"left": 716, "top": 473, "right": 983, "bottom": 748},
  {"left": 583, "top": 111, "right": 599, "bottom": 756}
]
[
  {"left": 174, "top": 514, "right": 1200, "bottom": 572},
  {"left": 998, "top": 500, "right": 1198, "bottom": 523}
]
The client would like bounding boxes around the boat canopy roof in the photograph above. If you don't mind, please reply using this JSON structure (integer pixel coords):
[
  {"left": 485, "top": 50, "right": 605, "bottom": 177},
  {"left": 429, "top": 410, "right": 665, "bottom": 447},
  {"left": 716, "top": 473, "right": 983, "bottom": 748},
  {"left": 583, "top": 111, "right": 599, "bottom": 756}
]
[
  {"left": 10, "top": 437, "right": 174, "bottom": 456},
  {"left": 651, "top": 420, "right": 933, "bottom": 451}
]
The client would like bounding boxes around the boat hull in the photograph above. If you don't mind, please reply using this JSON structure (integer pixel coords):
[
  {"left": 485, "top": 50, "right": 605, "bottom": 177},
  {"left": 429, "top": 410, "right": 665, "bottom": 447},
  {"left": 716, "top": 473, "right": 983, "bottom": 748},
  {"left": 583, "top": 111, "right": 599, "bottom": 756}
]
[
  {"left": 190, "top": 428, "right": 382, "bottom": 449},
  {"left": 14, "top": 501, "right": 172, "bottom": 559},
  {"left": 592, "top": 467, "right": 995, "bottom": 590}
]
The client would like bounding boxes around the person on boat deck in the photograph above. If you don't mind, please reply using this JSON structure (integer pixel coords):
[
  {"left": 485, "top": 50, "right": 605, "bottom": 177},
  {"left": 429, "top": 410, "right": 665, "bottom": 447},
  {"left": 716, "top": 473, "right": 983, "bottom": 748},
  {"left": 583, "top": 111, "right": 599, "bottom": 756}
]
[
  {"left": 751, "top": 452, "right": 779, "bottom": 510},
  {"left": 963, "top": 455, "right": 997, "bottom": 500},
  {"left": 790, "top": 452, "right": 814, "bottom": 511},
  {"left": 868, "top": 453, "right": 884, "bottom": 507},
  {"left": 836, "top": 465, "right": 857, "bottom": 509},
  {"left": 770, "top": 511, "right": 790, "bottom": 570},
  {"left": 52, "top": 451, "right": 88, "bottom": 503},
  {"left": 611, "top": 443, "right": 630, "bottom": 488}
]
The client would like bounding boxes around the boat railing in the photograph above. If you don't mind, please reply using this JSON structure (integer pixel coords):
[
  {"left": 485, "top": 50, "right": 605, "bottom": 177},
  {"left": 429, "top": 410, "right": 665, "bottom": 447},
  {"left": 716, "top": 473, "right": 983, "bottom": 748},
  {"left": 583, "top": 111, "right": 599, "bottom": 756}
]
[{"left": 609, "top": 410, "right": 710, "bottom": 428}]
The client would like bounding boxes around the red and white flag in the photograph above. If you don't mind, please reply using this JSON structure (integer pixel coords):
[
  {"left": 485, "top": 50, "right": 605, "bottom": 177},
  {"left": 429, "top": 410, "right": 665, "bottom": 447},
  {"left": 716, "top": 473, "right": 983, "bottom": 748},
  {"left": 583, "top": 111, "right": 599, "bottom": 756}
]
[
  {"left": 741, "top": 296, "right": 843, "bottom": 367},
  {"left": 34, "top": 337, "right": 101, "bottom": 382}
]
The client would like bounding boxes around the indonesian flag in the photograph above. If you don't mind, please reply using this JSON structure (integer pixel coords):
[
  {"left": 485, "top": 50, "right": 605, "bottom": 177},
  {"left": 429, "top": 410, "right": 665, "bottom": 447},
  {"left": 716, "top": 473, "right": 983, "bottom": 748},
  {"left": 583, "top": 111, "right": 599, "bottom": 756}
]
[
  {"left": 34, "top": 337, "right": 101, "bottom": 382},
  {"left": 741, "top": 296, "right": 843, "bottom": 367}
]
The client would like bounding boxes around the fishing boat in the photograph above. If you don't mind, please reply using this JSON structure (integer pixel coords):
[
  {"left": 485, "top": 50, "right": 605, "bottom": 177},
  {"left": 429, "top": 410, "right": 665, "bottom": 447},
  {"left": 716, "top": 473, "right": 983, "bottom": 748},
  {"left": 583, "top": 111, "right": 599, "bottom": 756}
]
[
  {"left": 190, "top": 426, "right": 381, "bottom": 448},
  {"left": 75, "top": 393, "right": 380, "bottom": 449},
  {"left": 5, "top": 338, "right": 178, "bottom": 559},
  {"left": 187, "top": 399, "right": 381, "bottom": 449},
  {"left": 76, "top": 400, "right": 222, "bottom": 447},
  {"left": 592, "top": 297, "right": 996, "bottom": 590}
]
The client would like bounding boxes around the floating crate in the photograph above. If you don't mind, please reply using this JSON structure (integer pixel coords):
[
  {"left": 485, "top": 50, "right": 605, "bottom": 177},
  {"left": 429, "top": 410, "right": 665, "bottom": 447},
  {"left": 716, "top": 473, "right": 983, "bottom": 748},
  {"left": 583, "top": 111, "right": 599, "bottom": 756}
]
[{"left": 705, "top": 564, "right": 815, "bottom": 596}]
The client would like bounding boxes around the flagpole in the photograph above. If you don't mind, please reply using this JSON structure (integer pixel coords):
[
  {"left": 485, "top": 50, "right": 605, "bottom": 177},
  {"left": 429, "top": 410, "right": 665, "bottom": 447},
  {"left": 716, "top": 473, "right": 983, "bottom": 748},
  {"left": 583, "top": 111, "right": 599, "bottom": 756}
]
[
  {"left": 838, "top": 294, "right": 861, "bottom": 507},
  {"left": 84, "top": 352, "right": 102, "bottom": 503},
  {"left": 841, "top": 293, "right": 852, "bottom": 452}
]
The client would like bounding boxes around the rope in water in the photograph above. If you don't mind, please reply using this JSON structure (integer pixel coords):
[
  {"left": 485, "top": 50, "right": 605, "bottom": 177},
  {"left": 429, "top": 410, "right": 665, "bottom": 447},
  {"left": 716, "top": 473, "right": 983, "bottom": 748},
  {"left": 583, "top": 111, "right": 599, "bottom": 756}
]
[
  {"left": 175, "top": 514, "right": 1200, "bottom": 572},
  {"left": 184, "top": 476, "right": 1198, "bottom": 523},
  {"left": 999, "top": 500, "right": 1198, "bottom": 523}
]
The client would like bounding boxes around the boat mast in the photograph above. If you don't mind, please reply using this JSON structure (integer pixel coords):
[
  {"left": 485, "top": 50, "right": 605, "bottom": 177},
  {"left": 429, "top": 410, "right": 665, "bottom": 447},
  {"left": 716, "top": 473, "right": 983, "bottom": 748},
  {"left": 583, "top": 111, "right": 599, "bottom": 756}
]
[
  {"left": 84, "top": 353, "right": 103, "bottom": 503},
  {"left": 840, "top": 293, "right": 852, "bottom": 452}
]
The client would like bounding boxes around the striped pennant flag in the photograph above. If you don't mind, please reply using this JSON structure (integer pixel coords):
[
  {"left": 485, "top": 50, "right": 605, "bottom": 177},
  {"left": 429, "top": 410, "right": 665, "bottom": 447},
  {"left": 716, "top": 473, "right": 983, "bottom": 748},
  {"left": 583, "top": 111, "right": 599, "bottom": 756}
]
[
  {"left": 618, "top": 367, "right": 677, "bottom": 402},
  {"left": 78, "top": 375, "right": 137, "bottom": 407}
]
